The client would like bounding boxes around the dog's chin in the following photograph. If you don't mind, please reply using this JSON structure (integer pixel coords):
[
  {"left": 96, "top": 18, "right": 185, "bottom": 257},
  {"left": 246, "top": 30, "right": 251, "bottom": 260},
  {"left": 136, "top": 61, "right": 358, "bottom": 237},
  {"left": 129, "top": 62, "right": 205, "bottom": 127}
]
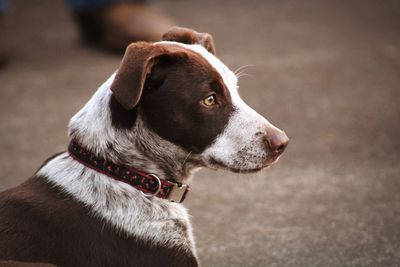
[{"left": 208, "top": 156, "right": 280, "bottom": 174}]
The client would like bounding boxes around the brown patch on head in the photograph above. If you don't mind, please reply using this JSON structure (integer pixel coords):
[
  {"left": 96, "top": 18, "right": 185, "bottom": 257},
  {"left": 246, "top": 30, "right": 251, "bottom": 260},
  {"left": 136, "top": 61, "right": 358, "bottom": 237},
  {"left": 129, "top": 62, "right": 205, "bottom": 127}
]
[
  {"left": 162, "top": 26, "right": 216, "bottom": 55},
  {"left": 139, "top": 44, "right": 234, "bottom": 153},
  {"left": 110, "top": 42, "right": 234, "bottom": 153}
]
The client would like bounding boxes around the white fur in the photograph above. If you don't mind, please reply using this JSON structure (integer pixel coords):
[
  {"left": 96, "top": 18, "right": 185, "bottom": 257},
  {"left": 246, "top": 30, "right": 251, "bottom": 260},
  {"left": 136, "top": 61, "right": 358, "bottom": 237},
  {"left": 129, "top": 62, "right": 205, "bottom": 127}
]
[{"left": 38, "top": 153, "right": 196, "bottom": 253}]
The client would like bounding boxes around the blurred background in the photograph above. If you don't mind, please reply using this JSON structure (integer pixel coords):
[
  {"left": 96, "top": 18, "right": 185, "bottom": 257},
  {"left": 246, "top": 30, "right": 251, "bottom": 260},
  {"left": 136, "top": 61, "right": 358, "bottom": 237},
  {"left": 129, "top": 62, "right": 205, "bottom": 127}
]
[{"left": 0, "top": 0, "right": 399, "bottom": 266}]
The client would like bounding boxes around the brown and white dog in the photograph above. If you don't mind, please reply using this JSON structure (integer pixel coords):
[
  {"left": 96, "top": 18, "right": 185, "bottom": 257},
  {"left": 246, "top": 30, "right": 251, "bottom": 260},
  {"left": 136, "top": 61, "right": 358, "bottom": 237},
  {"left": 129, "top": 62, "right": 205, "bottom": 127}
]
[{"left": 0, "top": 27, "right": 288, "bottom": 267}]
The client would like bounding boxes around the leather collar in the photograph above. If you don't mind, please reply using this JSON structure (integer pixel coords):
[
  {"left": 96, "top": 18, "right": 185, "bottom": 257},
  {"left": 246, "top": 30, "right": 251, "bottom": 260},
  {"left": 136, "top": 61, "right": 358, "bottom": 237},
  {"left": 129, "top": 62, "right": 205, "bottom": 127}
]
[{"left": 67, "top": 139, "right": 189, "bottom": 203}]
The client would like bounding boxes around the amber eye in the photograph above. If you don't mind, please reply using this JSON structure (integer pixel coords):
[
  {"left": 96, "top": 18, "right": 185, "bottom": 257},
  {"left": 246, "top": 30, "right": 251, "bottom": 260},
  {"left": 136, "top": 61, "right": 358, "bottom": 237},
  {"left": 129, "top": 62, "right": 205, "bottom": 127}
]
[{"left": 202, "top": 95, "right": 216, "bottom": 106}]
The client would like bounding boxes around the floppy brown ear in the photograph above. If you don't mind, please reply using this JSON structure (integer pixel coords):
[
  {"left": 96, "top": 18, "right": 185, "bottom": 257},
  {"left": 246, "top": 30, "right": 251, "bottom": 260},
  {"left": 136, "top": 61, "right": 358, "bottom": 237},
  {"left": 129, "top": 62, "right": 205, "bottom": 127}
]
[
  {"left": 111, "top": 42, "right": 187, "bottom": 110},
  {"left": 110, "top": 42, "right": 161, "bottom": 110},
  {"left": 162, "top": 26, "right": 216, "bottom": 55}
]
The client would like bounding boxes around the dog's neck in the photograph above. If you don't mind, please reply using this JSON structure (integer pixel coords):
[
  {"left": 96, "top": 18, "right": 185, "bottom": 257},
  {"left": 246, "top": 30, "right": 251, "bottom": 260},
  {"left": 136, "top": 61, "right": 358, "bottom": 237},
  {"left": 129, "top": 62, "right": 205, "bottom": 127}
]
[
  {"left": 38, "top": 74, "right": 199, "bottom": 251},
  {"left": 68, "top": 74, "right": 202, "bottom": 184}
]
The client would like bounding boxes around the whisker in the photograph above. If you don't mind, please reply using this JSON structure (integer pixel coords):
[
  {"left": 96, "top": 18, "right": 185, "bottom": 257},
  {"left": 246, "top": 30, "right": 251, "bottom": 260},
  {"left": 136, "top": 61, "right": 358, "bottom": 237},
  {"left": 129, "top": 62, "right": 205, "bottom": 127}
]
[
  {"left": 234, "top": 64, "right": 254, "bottom": 75},
  {"left": 181, "top": 151, "right": 192, "bottom": 169},
  {"left": 236, "top": 72, "right": 252, "bottom": 78}
]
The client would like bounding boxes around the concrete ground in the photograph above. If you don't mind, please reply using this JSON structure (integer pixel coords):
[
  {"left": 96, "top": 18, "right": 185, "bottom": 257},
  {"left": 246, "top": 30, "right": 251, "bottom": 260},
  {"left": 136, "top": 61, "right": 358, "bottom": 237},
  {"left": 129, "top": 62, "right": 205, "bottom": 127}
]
[{"left": 1, "top": 0, "right": 400, "bottom": 266}]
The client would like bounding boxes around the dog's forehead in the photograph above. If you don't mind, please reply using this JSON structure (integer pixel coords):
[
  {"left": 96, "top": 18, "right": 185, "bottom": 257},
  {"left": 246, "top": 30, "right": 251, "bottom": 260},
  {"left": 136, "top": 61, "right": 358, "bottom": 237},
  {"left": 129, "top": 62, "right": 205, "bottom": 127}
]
[{"left": 155, "top": 41, "right": 238, "bottom": 93}]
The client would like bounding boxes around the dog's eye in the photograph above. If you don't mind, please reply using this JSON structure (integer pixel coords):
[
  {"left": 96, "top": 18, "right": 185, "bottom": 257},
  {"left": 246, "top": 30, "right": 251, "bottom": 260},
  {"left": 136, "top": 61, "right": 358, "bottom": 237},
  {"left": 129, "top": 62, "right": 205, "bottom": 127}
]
[{"left": 202, "top": 95, "right": 216, "bottom": 106}]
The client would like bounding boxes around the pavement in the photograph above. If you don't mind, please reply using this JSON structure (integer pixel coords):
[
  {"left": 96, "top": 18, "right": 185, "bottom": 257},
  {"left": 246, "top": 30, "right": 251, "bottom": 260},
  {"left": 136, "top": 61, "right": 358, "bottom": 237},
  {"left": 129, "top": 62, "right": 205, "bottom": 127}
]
[{"left": 0, "top": 0, "right": 400, "bottom": 266}]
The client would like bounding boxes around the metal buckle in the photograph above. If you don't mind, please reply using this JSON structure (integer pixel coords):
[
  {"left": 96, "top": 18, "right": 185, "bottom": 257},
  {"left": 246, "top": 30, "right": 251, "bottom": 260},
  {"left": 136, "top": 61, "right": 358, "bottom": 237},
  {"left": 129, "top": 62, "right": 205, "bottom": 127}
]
[
  {"left": 167, "top": 182, "right": 188, "bottom": 203},
  {"left": 141, "top": 174, "right": 162, "bottom": 198}
]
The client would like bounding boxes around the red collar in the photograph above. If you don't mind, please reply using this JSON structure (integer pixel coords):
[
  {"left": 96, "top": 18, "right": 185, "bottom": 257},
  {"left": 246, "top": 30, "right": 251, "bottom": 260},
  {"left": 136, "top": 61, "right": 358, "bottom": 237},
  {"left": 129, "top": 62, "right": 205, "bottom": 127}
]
[{"left": 67, "top": 139, "right": 189, "bottom": 203}]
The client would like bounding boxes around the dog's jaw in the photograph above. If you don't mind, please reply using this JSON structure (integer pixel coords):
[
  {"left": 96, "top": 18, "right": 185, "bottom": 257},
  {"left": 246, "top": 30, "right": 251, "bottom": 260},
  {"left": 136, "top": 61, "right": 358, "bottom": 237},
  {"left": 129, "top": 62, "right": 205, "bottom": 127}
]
[{"left": 201, "top": 94, "right": 285, "bottom": 172}]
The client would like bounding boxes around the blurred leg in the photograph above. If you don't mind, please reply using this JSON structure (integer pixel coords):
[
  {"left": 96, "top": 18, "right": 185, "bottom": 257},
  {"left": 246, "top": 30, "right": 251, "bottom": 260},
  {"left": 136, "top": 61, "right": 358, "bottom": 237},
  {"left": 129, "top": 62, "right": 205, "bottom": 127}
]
[
  {"left": 67, "top": 0, "right": 174, "bottom": 52},
  {"left": 0, "top": 0, "right": 6, "bottom": 66},
  {"left": 66, "top": 0, "right": 119, "bottom": 10},
  {"left": 0, "top": 0, "right": 5, "bottom": 13},
  {"left": 66, "top": 0, "right": 149, "bottom": 10}
]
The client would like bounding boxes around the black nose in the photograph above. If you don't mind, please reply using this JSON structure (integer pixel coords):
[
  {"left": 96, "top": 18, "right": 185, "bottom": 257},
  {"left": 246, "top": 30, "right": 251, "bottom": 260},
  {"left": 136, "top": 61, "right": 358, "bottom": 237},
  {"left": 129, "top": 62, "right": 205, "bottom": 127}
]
[{"left": 265, "top": 130, "right": 289, "bottom": 155}]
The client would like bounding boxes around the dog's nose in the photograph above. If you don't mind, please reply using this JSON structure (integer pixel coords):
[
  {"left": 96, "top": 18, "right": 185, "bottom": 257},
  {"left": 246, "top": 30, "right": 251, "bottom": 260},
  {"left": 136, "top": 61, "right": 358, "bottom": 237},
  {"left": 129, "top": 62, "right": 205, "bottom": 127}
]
[{"left": 265, "top": 130, "right": 289, "bottom": 155}]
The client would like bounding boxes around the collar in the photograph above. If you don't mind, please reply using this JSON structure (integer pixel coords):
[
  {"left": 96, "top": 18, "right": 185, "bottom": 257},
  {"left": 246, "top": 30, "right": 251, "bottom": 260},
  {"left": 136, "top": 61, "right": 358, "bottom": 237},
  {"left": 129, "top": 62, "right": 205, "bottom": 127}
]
[{"left": 67, "top": 139, "right": 189, "bottom": 203}]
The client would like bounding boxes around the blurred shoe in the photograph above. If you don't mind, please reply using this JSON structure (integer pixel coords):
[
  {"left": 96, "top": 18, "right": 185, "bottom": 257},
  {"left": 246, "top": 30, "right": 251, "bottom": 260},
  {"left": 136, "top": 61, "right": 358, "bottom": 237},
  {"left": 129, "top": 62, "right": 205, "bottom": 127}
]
[{"left": 73, "top": 2, "right": 175, "bottom": 52}]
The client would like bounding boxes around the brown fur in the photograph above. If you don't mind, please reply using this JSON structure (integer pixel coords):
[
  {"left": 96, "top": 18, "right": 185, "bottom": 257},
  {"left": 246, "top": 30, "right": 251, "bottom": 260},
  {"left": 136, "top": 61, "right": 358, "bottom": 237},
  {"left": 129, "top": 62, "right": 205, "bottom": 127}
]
[
  {"left": 0, "top": 175, "right": 197, "bottom": 267},
  {"left": 110, "top": 42, "right": 185, "bottom": 110},
  {"left": 111, "top": 27, "right": 216, "bottom": 110},
  {"left": 0, "top": 261, "right": 56, "bottom": 267},
  {"left": 139, "top": 47, "right": 234, "bottom": 153},
  {"left": 162, "top": 26, "right": 216, "bottom": 55}
]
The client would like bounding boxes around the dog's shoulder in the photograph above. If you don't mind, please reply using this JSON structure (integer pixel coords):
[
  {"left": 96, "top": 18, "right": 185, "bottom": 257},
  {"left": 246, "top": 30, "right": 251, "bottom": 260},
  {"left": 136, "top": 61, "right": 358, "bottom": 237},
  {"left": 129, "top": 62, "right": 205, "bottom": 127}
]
[
  {"left": 0, "top": 177, "right": 53, "bottom": 262},
  {"left": 0, "top": 177, "right": 49, "bottom": 231},
  {"left": 0, "top": 176, "right": 68, "bottom": 261}
]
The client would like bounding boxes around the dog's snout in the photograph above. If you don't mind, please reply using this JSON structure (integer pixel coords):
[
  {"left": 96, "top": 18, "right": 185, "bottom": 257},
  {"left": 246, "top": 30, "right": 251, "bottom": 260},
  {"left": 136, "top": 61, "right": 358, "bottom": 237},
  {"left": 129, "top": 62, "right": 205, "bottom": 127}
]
[{"left": 264, "top": 130, "right": 289, "bottom": 155}]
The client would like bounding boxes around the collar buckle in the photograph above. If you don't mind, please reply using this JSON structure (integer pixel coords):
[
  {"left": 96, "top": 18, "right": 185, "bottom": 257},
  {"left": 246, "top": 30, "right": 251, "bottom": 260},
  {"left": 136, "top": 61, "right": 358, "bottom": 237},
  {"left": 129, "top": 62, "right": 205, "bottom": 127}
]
[
  {"left": 167, "top": 182, "right": 188, "bottom": 203},
  {"left": 141, "top": 174, "right": 162, "bottom": 198}
]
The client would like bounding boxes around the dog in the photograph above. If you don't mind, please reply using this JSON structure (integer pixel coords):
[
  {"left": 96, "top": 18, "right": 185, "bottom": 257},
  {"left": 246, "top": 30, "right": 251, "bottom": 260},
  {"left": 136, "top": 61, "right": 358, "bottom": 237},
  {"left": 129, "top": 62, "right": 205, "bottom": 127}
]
[{"left": 0, "top": 27, "right": 289, "bottom": 267}]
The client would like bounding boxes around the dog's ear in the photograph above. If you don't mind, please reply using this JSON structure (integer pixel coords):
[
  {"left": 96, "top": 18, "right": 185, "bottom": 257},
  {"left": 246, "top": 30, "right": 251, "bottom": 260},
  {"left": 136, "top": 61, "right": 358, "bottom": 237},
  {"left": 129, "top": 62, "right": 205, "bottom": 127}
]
[
  {"left": 162, "top": 26, "right": 216, "bottom": 55},
  {"left": 110, "top": 42, "right": 186, "bottom": 110}
]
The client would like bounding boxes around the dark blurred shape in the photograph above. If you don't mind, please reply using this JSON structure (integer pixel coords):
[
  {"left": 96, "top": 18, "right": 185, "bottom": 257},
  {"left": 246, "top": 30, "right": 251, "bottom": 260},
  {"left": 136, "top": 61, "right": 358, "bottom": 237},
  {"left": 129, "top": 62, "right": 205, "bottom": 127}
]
[
  {"left": 0, "top": 14, "right": 6, "bottom": 67},
  {"left": 0, "top": 0, "right": 175, "bottom": 61},
  {"left": 0, "top": 260, "right": 57, "bottom": 267},
  {"left": 73, "top": 2, "right": 175, "bottom": 52}
]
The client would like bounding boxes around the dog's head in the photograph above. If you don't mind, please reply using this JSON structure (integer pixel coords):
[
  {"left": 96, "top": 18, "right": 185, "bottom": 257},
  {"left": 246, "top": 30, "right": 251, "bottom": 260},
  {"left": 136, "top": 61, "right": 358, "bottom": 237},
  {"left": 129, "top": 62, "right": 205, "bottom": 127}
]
[{"left": 109, "top": 27, "right": 288, "bottom": 173}]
